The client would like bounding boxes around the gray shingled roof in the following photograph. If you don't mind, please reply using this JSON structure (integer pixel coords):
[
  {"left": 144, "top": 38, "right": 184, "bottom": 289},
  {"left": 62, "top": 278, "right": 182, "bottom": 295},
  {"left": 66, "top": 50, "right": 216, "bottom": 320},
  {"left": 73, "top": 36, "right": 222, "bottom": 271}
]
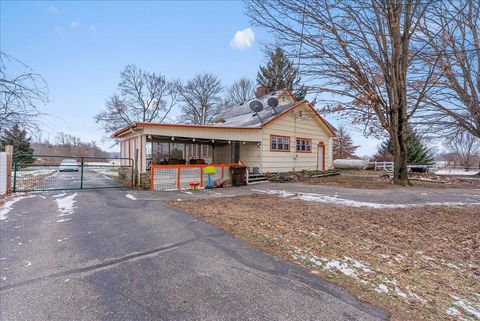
[{"left": 213, "top": 90, "right": 298, "bottom": 127}]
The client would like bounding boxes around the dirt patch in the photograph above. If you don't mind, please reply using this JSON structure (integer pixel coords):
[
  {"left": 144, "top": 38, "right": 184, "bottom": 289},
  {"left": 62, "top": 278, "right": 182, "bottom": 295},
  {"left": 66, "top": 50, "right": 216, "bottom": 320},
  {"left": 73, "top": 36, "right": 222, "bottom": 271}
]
[
  {"left": 170, "top": 195, "right": 480, "bottom": 321},
  {"left": 301, "top": 170, "right": 480, "bottom": 189}
]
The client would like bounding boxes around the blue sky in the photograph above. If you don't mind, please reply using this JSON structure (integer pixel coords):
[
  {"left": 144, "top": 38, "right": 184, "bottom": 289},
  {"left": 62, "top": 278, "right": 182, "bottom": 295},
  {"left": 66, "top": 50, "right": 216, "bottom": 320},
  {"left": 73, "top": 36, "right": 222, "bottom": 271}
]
[{"left": 1, "top": 0, "right": 379, "bottom": 155}]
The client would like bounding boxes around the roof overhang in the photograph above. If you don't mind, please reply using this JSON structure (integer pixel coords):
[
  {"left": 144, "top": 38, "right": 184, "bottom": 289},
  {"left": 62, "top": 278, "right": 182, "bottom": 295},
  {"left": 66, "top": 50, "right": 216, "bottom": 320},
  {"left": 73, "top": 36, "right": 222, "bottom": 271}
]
[{"left": 113, "top": 122, "right": 261, "bottom": 138}]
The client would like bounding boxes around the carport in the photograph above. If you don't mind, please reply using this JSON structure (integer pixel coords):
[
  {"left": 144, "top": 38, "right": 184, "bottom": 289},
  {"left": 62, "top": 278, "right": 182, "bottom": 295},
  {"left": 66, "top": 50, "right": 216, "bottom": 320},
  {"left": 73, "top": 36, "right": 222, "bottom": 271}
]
[
  {"left": 113, "top": 122, "right": 262, "bottom": 191},
  {"left": 113, "top": 122, "right": 262, "bottom": 174}
]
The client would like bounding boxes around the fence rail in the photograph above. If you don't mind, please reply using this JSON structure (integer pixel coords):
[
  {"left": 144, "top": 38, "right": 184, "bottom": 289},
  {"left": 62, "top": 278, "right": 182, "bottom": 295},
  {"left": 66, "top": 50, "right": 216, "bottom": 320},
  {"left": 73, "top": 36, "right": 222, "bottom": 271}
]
[
  {"left": 150, "top": 164, "right": 238, "bottom": 191},
  {"left": 370, "top": 161, "right": 394, "bottom": 172},
  {"left": 369, "top": 162, "right": 440, "bottom": 173}
]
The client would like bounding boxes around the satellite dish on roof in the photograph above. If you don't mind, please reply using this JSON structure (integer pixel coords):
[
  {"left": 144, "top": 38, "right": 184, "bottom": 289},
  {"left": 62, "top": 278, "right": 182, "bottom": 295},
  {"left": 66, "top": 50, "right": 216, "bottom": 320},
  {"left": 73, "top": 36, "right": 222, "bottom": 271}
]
[
  {"left": 267, "top": 97, "right": 278, "bottom": 108},
  {"left": 249, "top": 100, "right": 264, "bottom": 113},
  {"left": 267, "top": 97, "right": 279, "bottom": 114},
  {"left": 249, "top": 100, "right": 264, "bottom": 123}
]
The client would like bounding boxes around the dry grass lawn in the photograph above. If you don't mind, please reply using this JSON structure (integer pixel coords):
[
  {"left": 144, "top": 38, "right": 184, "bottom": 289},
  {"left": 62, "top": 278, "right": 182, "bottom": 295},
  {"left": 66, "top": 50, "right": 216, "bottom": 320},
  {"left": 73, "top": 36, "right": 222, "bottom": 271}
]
[
  {"left": 170, "top": 194, "right": 480, "bottom": 321},
  {"left": 302, "top": 170, "right": 480, "bottom": 189}
]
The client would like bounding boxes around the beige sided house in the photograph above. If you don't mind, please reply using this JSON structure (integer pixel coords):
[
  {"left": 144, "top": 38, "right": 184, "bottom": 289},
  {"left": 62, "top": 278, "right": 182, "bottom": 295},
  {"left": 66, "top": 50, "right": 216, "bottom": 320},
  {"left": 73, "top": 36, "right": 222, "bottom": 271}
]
[{"left": 113, "top": 88, "right": 336, "bottom": 189}]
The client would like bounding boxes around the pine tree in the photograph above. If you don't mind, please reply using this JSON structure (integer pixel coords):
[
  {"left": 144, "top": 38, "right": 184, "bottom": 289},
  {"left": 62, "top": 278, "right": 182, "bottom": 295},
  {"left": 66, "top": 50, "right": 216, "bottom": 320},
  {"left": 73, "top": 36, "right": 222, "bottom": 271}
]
[
  {"left": 377, "top": 132, "right": 433, "bottom": 165},
  {"left": 257, "top": 47, "right": 306, "bottom": 100},
  {"left": 333, "top": 125, "right": 359, "bottom": 159},
  {"left": 0, "top": 123, "right": 35, "bottom": 164}
]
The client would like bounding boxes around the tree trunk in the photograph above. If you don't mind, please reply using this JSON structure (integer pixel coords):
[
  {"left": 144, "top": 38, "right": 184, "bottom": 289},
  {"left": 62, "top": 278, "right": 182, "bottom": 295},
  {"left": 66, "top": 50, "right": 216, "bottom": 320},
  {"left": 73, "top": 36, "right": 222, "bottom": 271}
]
[
  {"left": 390, "top": 105, "right": 411, "bottom": 186},
  {"left": 391, "top": 130, "right": 410, "bottom": 185}
]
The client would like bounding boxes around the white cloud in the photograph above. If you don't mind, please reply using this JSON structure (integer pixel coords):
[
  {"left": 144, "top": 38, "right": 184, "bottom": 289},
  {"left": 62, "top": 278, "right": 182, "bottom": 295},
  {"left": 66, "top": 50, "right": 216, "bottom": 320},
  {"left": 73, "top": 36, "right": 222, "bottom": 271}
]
[
  {"left": 49, "top": 5, "right": 60, "bottom": 15},
  {"left": 229, "top": 27, "right": 255, "bottom": 50},
  {"left": 70, "top": 21, "right": 80, "bottom": 28}
]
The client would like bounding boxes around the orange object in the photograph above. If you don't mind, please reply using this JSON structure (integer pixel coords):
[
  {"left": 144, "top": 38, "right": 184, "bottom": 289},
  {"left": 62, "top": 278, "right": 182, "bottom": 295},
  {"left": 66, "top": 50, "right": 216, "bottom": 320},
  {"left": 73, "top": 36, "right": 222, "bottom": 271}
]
[{"left": 189, "top": 182, "right": 200, "bottom": 190}]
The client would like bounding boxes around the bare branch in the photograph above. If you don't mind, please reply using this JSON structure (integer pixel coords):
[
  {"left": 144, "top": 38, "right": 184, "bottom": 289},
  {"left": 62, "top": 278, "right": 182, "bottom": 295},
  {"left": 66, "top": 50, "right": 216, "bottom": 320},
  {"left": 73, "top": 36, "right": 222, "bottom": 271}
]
[
  {"left": 95, "top": 65, "right": 177, "bottom": 134},
  {"left": 0, "top": 51, "right": 48, "bottom": 132},
  {"left": 173, "top": 73, "right": 224, "bottom": 125}
]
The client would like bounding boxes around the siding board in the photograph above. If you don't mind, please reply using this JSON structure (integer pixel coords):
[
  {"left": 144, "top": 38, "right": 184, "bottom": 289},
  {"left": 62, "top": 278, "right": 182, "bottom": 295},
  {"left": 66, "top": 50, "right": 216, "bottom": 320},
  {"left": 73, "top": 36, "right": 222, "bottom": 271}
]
[{"left": 261, "top": 105, "right": 333, "bottom": 172}]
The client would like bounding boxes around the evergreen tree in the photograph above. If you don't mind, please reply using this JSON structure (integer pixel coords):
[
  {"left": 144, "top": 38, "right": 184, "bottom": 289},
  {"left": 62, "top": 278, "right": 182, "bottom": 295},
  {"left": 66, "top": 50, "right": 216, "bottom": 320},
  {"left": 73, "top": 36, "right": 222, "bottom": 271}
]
[
  {"left": 377, "top": 132, "right": 433, "bottom": 165},
  {"left": 333, "top": 125, "right": 359, "bottom": 159},
  {"left": 0, "top": 123, "right": 35, "bottom": 164},
  {"left": 257, "top": 47, "right": 306, "bottom": 100}
]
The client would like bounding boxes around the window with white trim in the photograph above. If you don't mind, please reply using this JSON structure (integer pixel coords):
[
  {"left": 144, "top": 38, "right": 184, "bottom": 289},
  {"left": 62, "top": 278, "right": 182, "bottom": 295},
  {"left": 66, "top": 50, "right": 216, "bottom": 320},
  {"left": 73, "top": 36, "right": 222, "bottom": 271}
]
[
  {"left": 296, "top": 138, "right": 312, "bottom": 152},
  {"left": 271, "top": 136, "right": 290, "bottom": 151}
]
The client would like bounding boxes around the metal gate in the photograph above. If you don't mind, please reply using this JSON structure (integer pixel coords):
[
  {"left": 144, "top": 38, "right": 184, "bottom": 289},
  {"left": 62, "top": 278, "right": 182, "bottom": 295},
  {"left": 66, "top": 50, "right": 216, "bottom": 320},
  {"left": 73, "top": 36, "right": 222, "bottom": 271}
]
[{"left": 13, "top": 154, "right": 134, "bottom": 192}]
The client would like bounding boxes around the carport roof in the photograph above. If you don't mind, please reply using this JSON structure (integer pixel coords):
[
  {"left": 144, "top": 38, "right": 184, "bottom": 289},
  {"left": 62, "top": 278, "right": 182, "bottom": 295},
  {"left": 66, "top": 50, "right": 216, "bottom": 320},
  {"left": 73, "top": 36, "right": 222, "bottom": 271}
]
[{"left": 113, "top": 122, "right": 262, "bottom": 138}]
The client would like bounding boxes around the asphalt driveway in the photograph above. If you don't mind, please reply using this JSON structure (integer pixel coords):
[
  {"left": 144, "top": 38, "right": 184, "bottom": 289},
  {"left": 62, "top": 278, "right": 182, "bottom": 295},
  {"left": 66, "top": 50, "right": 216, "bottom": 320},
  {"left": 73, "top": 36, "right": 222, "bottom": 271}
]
[{"left": 0, "top": 188, "right": 387, "bottom": 321}]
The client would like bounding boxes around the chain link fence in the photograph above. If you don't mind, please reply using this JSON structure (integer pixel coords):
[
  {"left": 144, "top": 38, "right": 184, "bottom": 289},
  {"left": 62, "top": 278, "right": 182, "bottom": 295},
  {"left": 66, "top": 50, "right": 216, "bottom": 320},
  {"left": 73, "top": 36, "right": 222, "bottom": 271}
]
[{"left": 13, "top": 154, "right": 134, "bottom": 192}]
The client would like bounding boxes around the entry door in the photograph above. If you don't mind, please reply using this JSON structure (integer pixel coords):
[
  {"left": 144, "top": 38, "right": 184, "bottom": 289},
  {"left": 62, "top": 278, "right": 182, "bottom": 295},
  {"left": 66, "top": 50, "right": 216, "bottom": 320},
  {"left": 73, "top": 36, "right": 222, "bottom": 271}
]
[
  {"left": 232, "top": 142, "right": 240, "bottom": 163},
  {"left": 317, "top": 143, "right": 325, "bottom": 170}
]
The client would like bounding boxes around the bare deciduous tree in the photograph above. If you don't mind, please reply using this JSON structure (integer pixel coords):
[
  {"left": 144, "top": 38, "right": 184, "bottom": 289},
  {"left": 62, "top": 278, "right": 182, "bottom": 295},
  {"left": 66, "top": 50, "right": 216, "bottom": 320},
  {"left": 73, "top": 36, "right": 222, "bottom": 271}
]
[
  {"left": 55, "top": 131, "right": 81, "bottom": 147},
  {"left": 174, "top": 73, "right": 224, "bottom": 125},
  {"left": 416, "top": 0, "right": 480, "bottom": 138},
  {"left": 333, "top": 125, "right": 359, "bottom": 159},
  {"left": 445, "top": 130, "right": 480, "bottom": 169},
  {"left": 0, "top": 52, "right": 48, "bottom": 131},
  {"left": 247, "top": 0, "right": 436, "bottom": 185},
  {"left": 33, "top": 133, "right": 109, "bottom": 158},
  {"left": 95, "top": 65, "right": 177, "bottom": 134},
  {"left": 225, "top": 77, "right": 255, "bottom": 105}
]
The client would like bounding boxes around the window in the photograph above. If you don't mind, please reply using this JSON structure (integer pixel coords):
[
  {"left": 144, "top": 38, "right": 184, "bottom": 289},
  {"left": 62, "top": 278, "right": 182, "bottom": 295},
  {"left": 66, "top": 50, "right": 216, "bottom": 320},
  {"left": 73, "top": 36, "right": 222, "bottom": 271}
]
[
  {"left": 189, "top": 144, "right": 211, "bottom": 158},
  {"left": 189, "top": 144, "right": 200, "bottom": 157},
  {"left": 296, "top": 138, "right": 312, "bottom": 152},
  {"left": 271, "top": 135, "right": 290, "bottom": 151},
  {"left": 202, "top": 145, "right": 211, "bottom": 157}
]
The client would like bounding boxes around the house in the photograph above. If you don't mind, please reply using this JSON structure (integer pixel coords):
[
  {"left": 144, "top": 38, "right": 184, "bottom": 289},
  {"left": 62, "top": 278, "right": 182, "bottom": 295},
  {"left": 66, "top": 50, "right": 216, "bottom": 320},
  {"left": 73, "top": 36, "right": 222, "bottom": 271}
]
[{"left": 113, "top": 88, "right": 336, "bottom": 190}]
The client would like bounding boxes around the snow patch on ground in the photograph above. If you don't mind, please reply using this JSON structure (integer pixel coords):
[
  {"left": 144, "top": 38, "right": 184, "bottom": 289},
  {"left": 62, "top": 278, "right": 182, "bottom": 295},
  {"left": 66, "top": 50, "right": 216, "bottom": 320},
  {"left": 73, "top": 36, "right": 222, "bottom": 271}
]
[
  {"left": 449, "top": 297, "right": 480, "bottom": 320},
  {"left": 292, "top": 248, "right": 427, "bottom": 303},
  {"left": 292, "top": 249, "right": 370, "bottom": 280},
  {"left": 52, "top": 193, "right": 67, "bottom": 198},
  {"left": 125, "top": 194, "right": 137, "bottom": 200},
  {"left": 55, "top": 193, "right": 77, "bottom": 217},
  {"left": 324, "top": 260, "right": 358, "bottom": 278},
  {"left": 252, "top": 189, "right": 479, "bottom": 208},
  {"left": 15, "top": 169, "right": 56, "bottom": 178},
  {"left": 376, "top": 284, "right": 389, "bottom": 293},
  {"left": 89, "top": 167, "right": 119, "bottom": 177},
  {"left": 252, "top": 189, "right": 295, "bottom": 198},
  {"left": 0, "top": 195, "right": 36, "bottom": 220}
]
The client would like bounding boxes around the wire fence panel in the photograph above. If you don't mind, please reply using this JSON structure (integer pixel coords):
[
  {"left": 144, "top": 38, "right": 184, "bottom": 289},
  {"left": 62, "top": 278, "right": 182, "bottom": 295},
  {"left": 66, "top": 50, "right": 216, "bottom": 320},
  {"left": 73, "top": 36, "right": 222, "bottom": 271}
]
[
  {"left": 179, "top": 167, "right": 201, "bottom": 190},
  {"left": 151, "top": 164, "right": 236, "bottom": 191},
  {"left": 13, "top": 154, "right": 133, "bottom": 192},
  {"left": 152, "top": 168, "right": 178, "bottom": 191}
]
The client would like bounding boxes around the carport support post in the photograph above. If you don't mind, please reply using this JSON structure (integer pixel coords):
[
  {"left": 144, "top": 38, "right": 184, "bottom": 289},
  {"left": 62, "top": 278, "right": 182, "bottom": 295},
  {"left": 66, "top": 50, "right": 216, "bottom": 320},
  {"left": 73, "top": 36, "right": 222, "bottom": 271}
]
[{"left": 80, "top": 157, "right": 84, "bottom": 189}]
